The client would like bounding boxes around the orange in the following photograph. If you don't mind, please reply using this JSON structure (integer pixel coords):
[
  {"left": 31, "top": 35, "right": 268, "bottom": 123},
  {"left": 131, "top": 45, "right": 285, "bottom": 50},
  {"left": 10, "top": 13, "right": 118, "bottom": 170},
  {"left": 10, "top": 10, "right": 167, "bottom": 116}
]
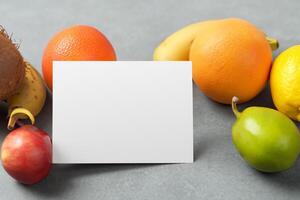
[
  {"left": 42, "top": 25, "right": 116, "bottom": 90},
  {"left": 190, "top": 18, "right": 272, "bottom": 104}
]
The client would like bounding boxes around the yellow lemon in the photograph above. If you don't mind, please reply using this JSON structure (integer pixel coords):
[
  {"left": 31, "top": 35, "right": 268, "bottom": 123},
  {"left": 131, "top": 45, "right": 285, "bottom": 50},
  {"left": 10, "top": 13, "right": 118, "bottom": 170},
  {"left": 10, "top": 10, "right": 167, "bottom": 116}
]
[{"left": 270, "top": 45, "right": 300, "bottom": 121}]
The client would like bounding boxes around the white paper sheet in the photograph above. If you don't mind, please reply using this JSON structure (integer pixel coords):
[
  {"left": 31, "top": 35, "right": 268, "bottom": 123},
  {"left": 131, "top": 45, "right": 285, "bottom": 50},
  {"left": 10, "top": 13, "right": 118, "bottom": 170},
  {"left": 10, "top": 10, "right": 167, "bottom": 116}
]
[{"left": 53, "top": 61, "right": 193, "bottom": 163}]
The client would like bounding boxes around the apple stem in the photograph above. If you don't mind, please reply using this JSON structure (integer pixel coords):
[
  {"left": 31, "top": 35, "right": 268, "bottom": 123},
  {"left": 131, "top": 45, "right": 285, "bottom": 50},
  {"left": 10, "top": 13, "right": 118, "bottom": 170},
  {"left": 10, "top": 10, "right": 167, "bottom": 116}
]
[{"left": 232, "top": 96, "right": 241, "bottom": 118}]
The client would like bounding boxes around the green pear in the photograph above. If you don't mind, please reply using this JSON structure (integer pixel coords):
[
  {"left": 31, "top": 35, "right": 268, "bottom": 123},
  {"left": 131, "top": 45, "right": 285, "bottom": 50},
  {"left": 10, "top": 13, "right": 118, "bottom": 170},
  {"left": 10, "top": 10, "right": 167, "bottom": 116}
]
[{"left": 231, "top": 97, "right": 300, "bottom": 173}]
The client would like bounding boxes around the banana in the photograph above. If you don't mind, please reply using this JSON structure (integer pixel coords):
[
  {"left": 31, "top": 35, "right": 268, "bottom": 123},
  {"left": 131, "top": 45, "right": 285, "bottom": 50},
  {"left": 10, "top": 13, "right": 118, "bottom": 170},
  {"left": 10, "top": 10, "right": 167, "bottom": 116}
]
[
  {"left": 7, "top": 61, "right": 46, "bottom": 130},
  {"left": 153, "top": 21, "right": 207, "bottom": 61},
  {"left": 153, "top": 20, "right": 279, "bottom": 61}
]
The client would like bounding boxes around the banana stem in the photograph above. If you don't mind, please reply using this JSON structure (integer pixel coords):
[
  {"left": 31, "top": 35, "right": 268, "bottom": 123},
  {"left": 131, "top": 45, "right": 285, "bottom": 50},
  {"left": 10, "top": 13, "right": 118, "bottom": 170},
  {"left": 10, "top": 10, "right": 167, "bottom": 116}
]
[
  {"left": 265, "top": 36, "right": 279, "bottom": 51},
  {"left": 7, "top": 108, "right": 35, "bottom": 130},
  {"left": 232, "top": 96, "right": 241, "bottom": 118}
]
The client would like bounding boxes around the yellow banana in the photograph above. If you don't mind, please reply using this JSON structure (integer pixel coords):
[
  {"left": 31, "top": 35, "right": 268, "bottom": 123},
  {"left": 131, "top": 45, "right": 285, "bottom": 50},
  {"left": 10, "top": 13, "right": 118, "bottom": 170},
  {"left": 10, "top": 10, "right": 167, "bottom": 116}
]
[
  {"left": 153, "top": 21, "right": 208, "bottom": 61},
  {"left": 7, "top": 61, "right": 46, "bottom": 130},
  {"left": 153, "top": 20, "right": 279, "bottom": 61}
]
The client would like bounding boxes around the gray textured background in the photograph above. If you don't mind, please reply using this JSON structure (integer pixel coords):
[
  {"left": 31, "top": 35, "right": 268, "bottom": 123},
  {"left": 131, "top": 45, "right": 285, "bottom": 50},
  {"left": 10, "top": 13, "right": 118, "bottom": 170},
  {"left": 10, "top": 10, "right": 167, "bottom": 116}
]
[{"left": 0, "top": 0, "right": 300, "bottom": 199}]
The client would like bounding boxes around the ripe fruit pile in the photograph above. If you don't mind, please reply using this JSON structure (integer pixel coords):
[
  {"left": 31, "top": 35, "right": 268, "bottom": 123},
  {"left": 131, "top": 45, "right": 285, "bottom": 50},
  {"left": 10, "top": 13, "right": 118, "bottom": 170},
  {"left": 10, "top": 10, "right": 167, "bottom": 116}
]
[
  {"left": 0, "top": 27, "right": 50, "bottom": 184},
  {"left": 154, "top": 18, "right": 300, "bottom": 173},
  {"left": 0, "top": 25, "right": 116, "bottom": 184},
  {"left": 2, "top": 17, "right": 300, "bottom": 185}
]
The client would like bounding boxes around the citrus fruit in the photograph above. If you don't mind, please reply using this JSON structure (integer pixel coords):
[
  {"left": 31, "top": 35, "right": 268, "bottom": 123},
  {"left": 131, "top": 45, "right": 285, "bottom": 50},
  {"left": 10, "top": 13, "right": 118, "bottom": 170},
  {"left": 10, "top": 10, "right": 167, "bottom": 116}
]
[
  {"left": 190, "top": 18, "right": 274, "bottom": 104},
  {"left": 42, "top": 25, "right": 116, "bottom": 90},
  {"left": 270, "top": 45, "right": 300, "bottom": 121}
]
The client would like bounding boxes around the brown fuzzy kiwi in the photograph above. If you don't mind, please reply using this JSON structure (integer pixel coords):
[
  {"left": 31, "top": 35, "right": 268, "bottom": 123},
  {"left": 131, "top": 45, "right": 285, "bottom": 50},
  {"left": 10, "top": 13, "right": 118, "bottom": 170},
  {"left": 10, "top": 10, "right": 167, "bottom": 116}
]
[{"left": 0, "top": 26, "right": 25, "bottom": 100}]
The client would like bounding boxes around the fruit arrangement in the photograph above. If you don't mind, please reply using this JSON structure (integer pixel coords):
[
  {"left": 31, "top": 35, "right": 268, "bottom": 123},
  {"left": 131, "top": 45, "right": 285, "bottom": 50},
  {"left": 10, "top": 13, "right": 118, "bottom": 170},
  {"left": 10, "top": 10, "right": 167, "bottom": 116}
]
[
  {"left": 2, "top": 17, "right": 300, "bottom": 185},
  {"left": 0, "top": 25, "right": 116, "bottom": 184},
  {"left": 154, "top": 17, "right": 300, "bottom": 173}
]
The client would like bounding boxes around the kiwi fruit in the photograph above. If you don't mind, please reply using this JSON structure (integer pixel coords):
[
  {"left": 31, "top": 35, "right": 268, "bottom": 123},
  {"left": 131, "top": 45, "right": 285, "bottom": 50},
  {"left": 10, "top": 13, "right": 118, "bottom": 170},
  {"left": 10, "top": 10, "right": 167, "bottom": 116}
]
[{"left": 0, "top": 27, "right": 25, "bottom": 100}]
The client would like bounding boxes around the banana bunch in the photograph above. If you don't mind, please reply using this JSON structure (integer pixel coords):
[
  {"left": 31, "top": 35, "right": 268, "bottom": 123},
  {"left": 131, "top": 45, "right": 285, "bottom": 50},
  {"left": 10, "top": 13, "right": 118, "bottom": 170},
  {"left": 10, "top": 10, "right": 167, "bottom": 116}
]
[
  {"left": 153, "top": 21, "right": 279, "bottom": 61},
  {"left": 7, "top": 61, "right": 46, "bottom": 130}
]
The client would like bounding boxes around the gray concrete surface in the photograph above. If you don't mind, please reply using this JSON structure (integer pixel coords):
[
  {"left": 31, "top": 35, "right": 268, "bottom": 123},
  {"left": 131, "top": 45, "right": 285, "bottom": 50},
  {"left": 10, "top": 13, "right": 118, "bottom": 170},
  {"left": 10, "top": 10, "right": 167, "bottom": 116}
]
[{"left": 0, "top": 0, "right": 300, "bottom": 199}]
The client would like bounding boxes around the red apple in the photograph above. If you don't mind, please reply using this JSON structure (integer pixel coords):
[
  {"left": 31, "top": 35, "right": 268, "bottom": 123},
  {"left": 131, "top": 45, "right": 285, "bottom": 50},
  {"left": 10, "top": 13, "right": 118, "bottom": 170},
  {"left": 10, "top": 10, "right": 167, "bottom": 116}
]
[{"left": 1, "top": 125, "right": 52, "bottom": 184}]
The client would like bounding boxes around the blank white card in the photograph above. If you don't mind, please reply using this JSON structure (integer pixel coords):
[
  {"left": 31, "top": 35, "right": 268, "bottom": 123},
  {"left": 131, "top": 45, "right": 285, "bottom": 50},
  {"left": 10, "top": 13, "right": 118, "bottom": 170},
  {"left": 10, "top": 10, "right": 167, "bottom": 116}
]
[{"left": 53, "top": 61, "right": 193, "bottom": 163}]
